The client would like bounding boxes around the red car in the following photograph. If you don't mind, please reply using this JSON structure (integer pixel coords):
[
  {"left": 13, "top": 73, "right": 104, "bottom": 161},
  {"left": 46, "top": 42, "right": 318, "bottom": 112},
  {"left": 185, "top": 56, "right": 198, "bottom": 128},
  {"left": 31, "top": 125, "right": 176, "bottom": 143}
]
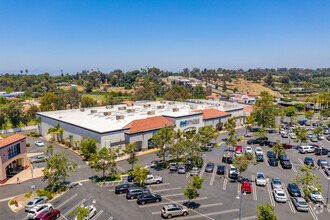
[
  {"left": 241, "top": 182, "right": 252, "bottom": 194},
  {"left": 282, "top": 143, "right": 292, "bottom": 149},
  {"left": 236, "top": 145, "right": 243, "bottom": 152},
  {"left": 35, "top": 209, "right": 60, "bottom": 220}
]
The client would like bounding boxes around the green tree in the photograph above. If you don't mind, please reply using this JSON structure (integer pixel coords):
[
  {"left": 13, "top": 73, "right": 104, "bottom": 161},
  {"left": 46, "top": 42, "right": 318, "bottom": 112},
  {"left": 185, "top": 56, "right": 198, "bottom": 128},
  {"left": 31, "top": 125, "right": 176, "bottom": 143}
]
[
  {"left": 192, "top": 84, "right": 206, "bottom": 99},
  {"left": 81, "top": 96, "right": 96, "bottom": 108},
  {"left": 0, "top": 97, "right": 7, "bottom": 105},
  {"left": 233, "top": 87, "right": 238, "bottom": 93},
  {"left": 132, "top": 87, "right": 156, "bottom": 101},
  {"left": 89, "top": 147, "right": 117, "bottom": 178},
  {"left": 5, "top": 88, "right": 13, "bottom": 94},
  {"left": 65, "top": 88, "right": 81, "bottom": 109},
  {"left": 45, "top": 144, "right": 54, "bottom": 157},
  {"left": 304, "top": 110, "right": 314, "bottom": 123},
  {"left": 244, "top": 115, "right": 256, "bottom": 134},
  {"left": 294, "top": 127, "right": 308, "bottom": 145},
  {"left": 195, "top": 126, "right": 219, "bottom": 148},
  {"left": 169, "top": 138, "right": 187, "bottom": 161},
  {"left": 69, "top": 206, "right": 89, "bottom": 220},
  {"left": 184, "top": 175, "right": 204, "bottom": 205},
  {"left": 224, "top": 117, "right": 238, "bottom": 148},
  {"left": 313, "top": 126, "right": 324, "bottom": 137},
  {"left": 40, "top": 93, "right": 57, "bottom": 111},
  {"left": 47, "top": 127, "right": 56, "bottom": 140},
  {"left": 272, "top": 141, "right": 284, "bottom": 157},
  {"left": 151, "top": 126, "right": 176, "bottom": 167},
  {"left": 320, "top": 108, "right": 330, "bottom": 119},
  {"left": 123, "top": 143, "right": 139, "bottom": 171},
  {"left": 0, "top": 107, "right": 6, "bottom": 129},
  {"left": 257, "top": 203, "right": 277, "bottom": 220},
  {"left": 42, "top": 151, "right": 77, "bottom": 192},
  {"left": 233, "top": 155, "right": 255, "bottom": 177},
  {"left": 225, "top": 93, "right": 230, "bottom": 100},
  {"left": 3, "top": 101, "right": 23, "bottom": 127},
  {"left": 284, "top": 106, "right": 296, "bottom": 123},
  {"left": 80, "top": 137, "right": 97, "bottom": 160},
  {"left": 294, "top": 103, "right": 305, "bottom": 112},
  {"left": 131, "top": 165, "right": 149, "bottom": 187},
  {"left": 294, "top": 165, "right": 322, "bottom": 198},
  {"left": 222, "top": 82, "right": 227, "bottom": 92}
]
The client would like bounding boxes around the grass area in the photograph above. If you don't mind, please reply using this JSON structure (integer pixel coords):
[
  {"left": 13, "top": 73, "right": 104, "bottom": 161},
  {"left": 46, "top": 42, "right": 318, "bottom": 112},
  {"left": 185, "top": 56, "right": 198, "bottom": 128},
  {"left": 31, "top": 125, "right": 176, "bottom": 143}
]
[{"left": 82, "top": 94, "right": 107, "bottom": 101}]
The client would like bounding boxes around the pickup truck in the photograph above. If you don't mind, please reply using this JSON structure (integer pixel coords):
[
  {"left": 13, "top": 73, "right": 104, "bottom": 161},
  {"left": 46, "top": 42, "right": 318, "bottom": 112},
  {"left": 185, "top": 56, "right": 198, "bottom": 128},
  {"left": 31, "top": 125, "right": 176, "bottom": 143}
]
[{"left": 145, "top": 174, "right": 163, "bottom": 184}]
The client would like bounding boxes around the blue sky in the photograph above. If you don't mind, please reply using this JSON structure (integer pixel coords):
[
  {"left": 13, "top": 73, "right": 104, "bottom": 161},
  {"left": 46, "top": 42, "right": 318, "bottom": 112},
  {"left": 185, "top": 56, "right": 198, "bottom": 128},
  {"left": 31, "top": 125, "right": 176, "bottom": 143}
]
[{"left": 0, "top": 0, "right": 329, "bottom": 74}]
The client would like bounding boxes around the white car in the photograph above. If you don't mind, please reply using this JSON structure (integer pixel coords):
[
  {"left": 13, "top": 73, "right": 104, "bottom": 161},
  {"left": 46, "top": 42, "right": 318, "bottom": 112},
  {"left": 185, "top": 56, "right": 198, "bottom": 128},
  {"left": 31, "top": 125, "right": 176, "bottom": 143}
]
[
  {"left": 190, "top": 167, "right": 199, "bottom": 176},
  {"left": 289, "top": 132, "right": 297, "bottom": 139},
  {"left": 255, "top": 173, "right": 267, "bottom": 186},
  {"left": 245, "top": 147, "right": 252, "bottom": 154},
  {"left": 325, "top": 167, "right": 330, "bottom": 176},
  {"left": 273, "top": 189, "right": 287, "bottom": 203},
  {"left": 75, "top": 205, "right": 97, "bottom": 220},
  {"left": 228, "top": 165, "right": 238, "bottom": 179},
  {"left": 280, "top": 130, "right": 286, "bottom": 135},
  {"left": 27, "top": 203, "right": 53, "bottom": 219},
  {"left": 308, "top": 186, "right": 323, "bottom": 202},
  {"left": 235, "top": 151, "right": 242, "bottom": 157},
  {"left": 317, "top": 135, "right": 324, "bottom": 140},
  {"left": 34, "top": 141, "right": 45, "bottom": 147},
  {"left": 255, "top": 147, "right": 263, "bottom": 156}
]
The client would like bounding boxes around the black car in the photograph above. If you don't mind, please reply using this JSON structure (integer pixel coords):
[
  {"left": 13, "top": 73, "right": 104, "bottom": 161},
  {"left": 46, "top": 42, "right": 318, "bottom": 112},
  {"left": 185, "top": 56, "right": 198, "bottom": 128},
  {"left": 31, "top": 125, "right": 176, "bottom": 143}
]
[
  {"left": 169, "top": 163, "right": 179, "bottom": 171},
  {"left": 127, "top": 175, "right": 136, "bottom": 182},
  {"left": 304, "top": 157, "right": 314, "bottom": 166},
  {"left": 287, "top": 183, "right": 302, "bottom": 197},
  {"left": 317, "top": 159, "right": 329, "bottom": 169},
  {"left": 268, "top": 142, "right": 277, "bottom": 147},
  {"left": 259, "top": 140, "right": 271, "bottom": 146},
  {"left": 256, "top": 154, "right": 264, "bottom": 162},
  {"left": 247, "top": 139, "right": 259, "bottom": 145},
  {"left": 115, "top": 184, "right": 137, "bottom": 194},
  {"left": 256, "top": 137, "right": 268, "bottom": 141},
  {"left": 278, "top": 154, "right": 289, "bottom": 161},
  {"left": 137, "top": 193, "right": 162, "bottom": 205},
  {"left": 268, "top": 158, "right": 278, "bottom": 166},
  {"left": 216, "top": 165, "right": 225, "bottom": 175},
  {"left": 280, "top": 159, "right": 292, "bottom": 169},
  {"left": 205, "top": 162, "right": 214, "bottom": 172},
  {"left": 315, "top": 148, "right": 329, "bottom": 155},
  {"left": 312, "top": 122, "right": 318, "bottom": 127},
  {"left": 267, "top": 151, "right": 276, "bottom": 158},
  {"left": 126, "top": 187, "right": 150, "bottom": 199}
]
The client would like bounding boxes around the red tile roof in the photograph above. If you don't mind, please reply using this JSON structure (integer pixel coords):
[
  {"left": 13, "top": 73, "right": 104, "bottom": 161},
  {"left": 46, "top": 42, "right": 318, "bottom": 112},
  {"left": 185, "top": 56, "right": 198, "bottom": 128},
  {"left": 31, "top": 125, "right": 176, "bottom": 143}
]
[
  {"left": 121, "top": 101, "right": 135, "bottom": 104},
  {"left": 243, "top": 107, "right": 253, "bottom": 113},
  {"left": 206, "top": 95, "right": 217, "bottom": 99},
  {"left": 6, "top": 97, "right": 19, "bottom": 101},
  {"left": 0, "top": 134, "right": 26, "bottom": 149},
  {"left": 123, "top": 116, "right": 173, "bottom": 133},
  {"left": 194, "top": 109, "right": 231, "bottom": 119},
  {"left": 235, "top": 95, "right": 243, "bottom": 98}
]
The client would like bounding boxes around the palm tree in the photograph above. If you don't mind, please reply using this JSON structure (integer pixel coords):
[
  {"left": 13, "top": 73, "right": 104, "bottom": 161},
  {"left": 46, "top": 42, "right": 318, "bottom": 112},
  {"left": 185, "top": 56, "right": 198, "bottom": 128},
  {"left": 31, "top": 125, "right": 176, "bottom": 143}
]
[
  {"left": 69, "top": 135, "right": 73, "bottom": 147},
  {"left": 25, "top": 69, "right": 28, "bottom": 74},
  {"left": 20, "top": 70, "right": 23, "bottom": 74},
  {"left": 58, "top": 128, "right": 64, "bottom": 143},
  {"left": 36, "top": 117, "right": 42, "bottom": 135},
  {"left": 47, "top": 127, "right": 56, "bottom": 140}
]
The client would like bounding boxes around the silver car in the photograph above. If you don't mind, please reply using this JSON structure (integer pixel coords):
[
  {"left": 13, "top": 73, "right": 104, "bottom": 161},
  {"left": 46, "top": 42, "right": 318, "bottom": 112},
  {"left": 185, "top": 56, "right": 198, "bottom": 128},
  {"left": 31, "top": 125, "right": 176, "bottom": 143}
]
[
  {"left": 292, "top": 197, "right": 309, "bottom": 212},
  {"left": 271, "top": 178, "right": 282, "bottom": 190},
  {"left": 24, "top": 197, "right": 48, "bottom": 212},
  {"left": 27, "top": 203, "right": 53, "bottom": 219},
  {"left": 190, "top": 167, "right": 199, "bottom": 176},
  {"left": 178, "top": 165, "right": 186, "bottom": 174},
  {"left": 30, "top": 155, "right": 49, "bottom": 163}
]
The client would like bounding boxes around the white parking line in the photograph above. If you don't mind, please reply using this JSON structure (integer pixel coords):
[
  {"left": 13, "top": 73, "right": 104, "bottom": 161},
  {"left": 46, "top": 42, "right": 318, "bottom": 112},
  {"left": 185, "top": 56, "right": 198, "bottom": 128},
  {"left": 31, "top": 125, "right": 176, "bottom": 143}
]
[
  {"left": 163, "top": 193, "right": 184, "bottom": 197},
  {"left": 152, "top": 182, "right": 171, "bottom": 187},
  {"left": 91, "top": 210, "right": 103, "bottom": 220},
  {"left": 152, "top": 187, "right": 181, "bottom": 193},
  {"left": 151, "top": 203, "right": 223, "bottom": 215},
  {"left": 199, "top": 163, "right": 206, "bottom": 178},
  {"left": 309, "top": 206, "right": 319, "bottom": 220},
  {"left": 62, "top": 199, "right": 86, "bottom": 218},
  {"left": 282, "top": 184, "right": 295, "bottom": 213},
  {"left": 57, "top": 193, "right": 78, "bottom": 209},
  {"left": 178, "top": 209, "right": 239, "bottom": 219},
  {"left": 109, "top": 189, "right": 115, "bottom": 192},
  {"left": 297, "top": 158, "right": 303, "bottom": 165},
  {"left": 223, "top": 178, "right": 227, "bottom": 190},
  {"left": 209, "top": 168, "right": 216, "bottom": 186},
  {"left": 0, "top": 196, "right": 14, "bottom": 203},
  {"left": 233, "top": 216, "right": 257, "bottom": 220},
  {"left": 140, "top": 197, "right": 208, "bottom": 208},
  {"left": 60, "top": 214, "right": 68, "bottom": 220},
  {"left": 292, "top": 165, "right": 297, "bottom": 173},
  {"left": 251, "top": 175, "right": 257, "bottom": 200},
  {"left": 266, "top": 182, "right": 275, "bottom": 206}
]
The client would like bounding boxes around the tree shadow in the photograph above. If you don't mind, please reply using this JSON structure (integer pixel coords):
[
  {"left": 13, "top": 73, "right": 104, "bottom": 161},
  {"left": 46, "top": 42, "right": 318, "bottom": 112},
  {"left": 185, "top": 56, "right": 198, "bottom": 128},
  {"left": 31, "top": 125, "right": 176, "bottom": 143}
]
[{"left": 183, "top": 201, "right": 201, "bottom": 209}]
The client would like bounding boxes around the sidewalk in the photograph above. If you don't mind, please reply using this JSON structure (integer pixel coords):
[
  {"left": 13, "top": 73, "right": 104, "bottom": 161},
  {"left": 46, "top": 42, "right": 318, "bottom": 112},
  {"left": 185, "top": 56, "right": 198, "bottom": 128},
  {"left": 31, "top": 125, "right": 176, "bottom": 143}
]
[
  {"left": 0, "top": 166, "right": 44, "bottom": 187},
  {"left": 116, "top": 148, "right": 160, "bottom": 162}
]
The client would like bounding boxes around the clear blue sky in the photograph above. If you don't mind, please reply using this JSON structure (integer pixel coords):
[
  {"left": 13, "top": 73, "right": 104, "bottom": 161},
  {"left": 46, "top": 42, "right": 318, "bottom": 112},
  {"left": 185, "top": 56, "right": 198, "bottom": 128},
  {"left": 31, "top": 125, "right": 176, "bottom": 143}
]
[{"left": 1, "top": 0, "right": 329, "bottom": 74}]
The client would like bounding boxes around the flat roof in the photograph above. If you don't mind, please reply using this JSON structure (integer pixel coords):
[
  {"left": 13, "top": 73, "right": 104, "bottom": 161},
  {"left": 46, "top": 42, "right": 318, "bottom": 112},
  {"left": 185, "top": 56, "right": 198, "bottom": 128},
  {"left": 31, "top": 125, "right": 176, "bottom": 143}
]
[{"left": 37, "top": 100, "right": 242, "bottom": 133}]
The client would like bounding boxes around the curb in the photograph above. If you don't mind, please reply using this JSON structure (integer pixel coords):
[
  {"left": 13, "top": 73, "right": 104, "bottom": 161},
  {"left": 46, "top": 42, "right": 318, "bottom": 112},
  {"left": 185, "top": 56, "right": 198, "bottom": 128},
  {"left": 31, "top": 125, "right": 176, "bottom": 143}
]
[{"left": 0, "top": 175, "right": 43, "bottom": 188}]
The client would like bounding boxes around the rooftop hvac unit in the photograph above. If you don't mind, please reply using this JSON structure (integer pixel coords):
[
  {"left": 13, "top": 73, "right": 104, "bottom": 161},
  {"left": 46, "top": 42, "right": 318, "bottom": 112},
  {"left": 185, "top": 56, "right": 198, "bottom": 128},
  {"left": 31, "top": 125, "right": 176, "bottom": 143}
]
[
  {"left": 160, "top": 101, "right": 166, "bottom": 104},
  {"left": 90, "top": 110, "right": 97, "bottom": 114},
  {"left": 127, "top": 103, "right": 134, "bottom": 107},
  {"left": 189, "top": 105, "right": 197, "bottom": 110},
  {"left": 80, "top": 108, "right": 85, "bottom": 112},
  {"left": 147, "top": 110, "right": 155, "bottom": 115},
  {"left": 116, "top": 115, "right": 125, "bottom": 120},
  {"left": 103, "top": 112, "right": 112, "bottom": 116},
  {"left": 157, "top": 105, "right": 165, "bottom": 109},
  {"left": 106, "top": 105, "right": 113, "bottom": 109},
  {"left": 172, "top": 108, "right": 179, "bottom": 112},
  {"left": 144, "top": 104, "right": 151, "bottom": 108},
  {"left": 169, "top": 101, "right": 175, "bottom": 105},
  {"left": 118, "top": 106, "right": 126, "bottom": 110},
  {"left": 127, "top": 108, "right": 135, "bottom": 113}
]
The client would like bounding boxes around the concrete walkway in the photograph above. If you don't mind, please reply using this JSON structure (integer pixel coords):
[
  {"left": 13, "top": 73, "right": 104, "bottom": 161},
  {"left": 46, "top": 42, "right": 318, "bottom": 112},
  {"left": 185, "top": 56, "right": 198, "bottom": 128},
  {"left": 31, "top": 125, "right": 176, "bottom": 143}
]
[{"left": 0, "top": 167, "right": 44, "bottom": 186}]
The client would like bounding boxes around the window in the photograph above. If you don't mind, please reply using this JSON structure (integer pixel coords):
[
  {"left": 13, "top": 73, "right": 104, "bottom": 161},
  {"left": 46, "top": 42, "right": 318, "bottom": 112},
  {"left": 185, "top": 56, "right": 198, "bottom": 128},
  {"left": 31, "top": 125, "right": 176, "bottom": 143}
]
[{"left": 8, "top": 143, "right": 21, "bottom": 159}]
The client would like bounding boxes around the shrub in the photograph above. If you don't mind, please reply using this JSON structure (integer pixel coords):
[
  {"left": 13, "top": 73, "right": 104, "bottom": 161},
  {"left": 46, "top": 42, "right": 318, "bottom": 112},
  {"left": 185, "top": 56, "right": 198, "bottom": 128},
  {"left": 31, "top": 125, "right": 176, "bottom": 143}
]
[
  {"left": 9, "top": 200, "right": 15, "bottom": 205},
  {"left": 26, "top": 142, "right": 30, "bottom": 147},
  {"left": 24, "top": 190, "right": 32, "bottom": 198},
  {"left": 30, "top": 132, "right": 39, "bottom": 137},
  {"left": 36, "top": 189, "right": 53, "bottom": 200}
]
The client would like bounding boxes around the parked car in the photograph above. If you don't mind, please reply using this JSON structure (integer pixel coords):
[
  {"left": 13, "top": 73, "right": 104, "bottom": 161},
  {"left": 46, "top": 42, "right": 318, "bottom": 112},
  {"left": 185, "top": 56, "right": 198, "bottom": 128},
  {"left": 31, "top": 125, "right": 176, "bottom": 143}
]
[
  {"left": 278, "top": 154, "right": 289, "bottom": 161},
  {"left": 35, "top": 209, "right": 60, "bottom": 220},
  {"left": 25, "top": 197, "right": 49, "bottom": 212},
  {"left": 245, "top": 147, "right": 253, "bottom": 154},
  {"left": 287, "top": 183, "right": 302, "bottom": 197},
  {"left": 30, "top": 155, "right": 49, "bottom": 164},
  {"left": 292, "top": 197, "right": 309, "bottom": 212},
  {"left": 271, "top": 178, "right": 282, "bottom": 190},
  {"left": 145, "top": 174, "right": 163, "bottom": 184},
  {"left": 273, "top": 189, "right": 287, "bottom": 203},
  {"left": 126, "top": 187, "right": 150, "bottom": 199},
  {"left": 34, "top": 141, "right": 45, "bottom": 147},
  {"left": 267, "top": 151, "right": 276, "bottom": 158},
  {"left": 74, "top": 206, "right": 96, "bottom": 220},
  {"left": 318, "top": 135, "right": 325, "bottom": 140},
  {"left": 205, "top": 162, "right": 214, "bottom": 172},
  {"left": 280, "top": 159, "right": 292, "bottom": 169},
  {"left": 255, "top": 147, "right": 263, "bottom": 156},
  {"left": 314, "top": 147, "right": 329, "bottom": 155},
  {"left": 190, "top": 167, "right": 199, "bottom": 176},
  {"left": 161, "top": 204, "right": 189, "bottom": 219},
  {"left": 255, "top": 173, "right": 267, "bottom": 186},
  {"left": 305, "top": 121, "right": 311, "bottom": 126},
  {"left": 115, "top": 184, "right": 137, "bottom": 194},
  {"left": 298, "top": 145, "right": 315, "bottom": 154},
  {"left": 216, "top": 165, "right": 225, "bottom": 175},
  {"left": 268, "top": 158, "right": 278, "bottom": 166},
  {"left": 169, "top": 163, "right": 179, "bottom": 171},
  {"left": 309, "top": 135, "right": 318, "bottom": 142},
  {"left": 247, "top": 139, "right": 259, "bottom": 145},
  {"left": 241, "top": 181, "right": 252, "bottom": 193},
  {"left": 137, "top": 193, "right": 162, "bottom": 205},
  {"left": 282, "top": 143, "right": 292, "bottom": 149},
  {"left": 236, "top": 145, "right": 243, "bottom": 152},
  {"left": 289, "top": 132, "right": 297, "bottom": 139},
  {"left": 178, "top": 165, "right": 186, "bottom": 174},
  {"left": 127, "top": 175, "right": 136, "bottom": 182},
  {"left": 256, "top": 154, "right": 264, "bottom": 162},
  {"left": 228, "top": 165, "right": 238, "bottom": 179},
  {"left": 307, "top": 186, "right": 323, "bottom": 202},
  {"left": 259, "top": 140, "right": 271, "bottom": 146},
  {"left": 235, "top": 151, "right": 242, "bottom": 157},
  {"left": 268, "top": 142, "right": 277, "bottom": 147},
  {"left": 312, "top": 122, "right": 318, "bottom": 127},
  {"left": 27, "top": 204, "right": 53, "bottom": 220},
  {"left": 324, "top": 129, "right": 329, "bottom": 135},
  {"left": 281, "top": 132, "right": 288, "bottom": 138},
  {"left": 304, "top": 157, "right": 314, "bottom": 166},
  {"left": 325, "top": 167, "right": 330, "bottom": 176}
]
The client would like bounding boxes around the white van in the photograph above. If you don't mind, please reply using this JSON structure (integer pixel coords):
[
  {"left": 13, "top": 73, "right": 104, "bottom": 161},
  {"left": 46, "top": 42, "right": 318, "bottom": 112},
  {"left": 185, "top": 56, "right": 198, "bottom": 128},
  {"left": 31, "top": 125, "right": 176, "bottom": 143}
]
[{"left": 298, "top": 145, "right": 314, "bottom": 154}]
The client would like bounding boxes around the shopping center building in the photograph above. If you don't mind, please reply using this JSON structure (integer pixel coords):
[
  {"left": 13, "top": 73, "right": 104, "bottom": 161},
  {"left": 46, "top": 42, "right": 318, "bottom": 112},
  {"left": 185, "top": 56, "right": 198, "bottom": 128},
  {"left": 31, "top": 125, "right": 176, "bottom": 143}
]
[{"left": 36, "top": 100, "right": 251, "bottom": 152}]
